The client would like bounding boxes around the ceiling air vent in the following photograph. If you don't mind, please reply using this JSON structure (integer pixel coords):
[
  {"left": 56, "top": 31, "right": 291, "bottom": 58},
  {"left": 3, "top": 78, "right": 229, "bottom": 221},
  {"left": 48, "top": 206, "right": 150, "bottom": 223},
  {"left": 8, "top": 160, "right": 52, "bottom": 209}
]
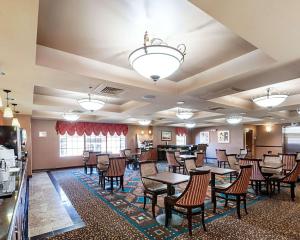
[
  {"left": 94, "top": 84, "right": 124, "bottom": 96},
  {"left": 71, "top": 110, "right": 84, "bottom": 114},
  {"left": 209, "top": 107, "right": 226, "bottom": 111}
]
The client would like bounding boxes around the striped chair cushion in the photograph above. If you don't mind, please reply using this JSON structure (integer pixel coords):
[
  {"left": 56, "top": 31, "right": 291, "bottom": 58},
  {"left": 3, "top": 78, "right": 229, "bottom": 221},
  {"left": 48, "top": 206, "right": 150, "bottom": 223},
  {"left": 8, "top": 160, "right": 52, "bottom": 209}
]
[
  {"left": 176, "top": 172, "right": 210, "bottom": 206},
  {"left": 185, "top": 159, "right": 196, "bottom": 173},
  {"left": 283, "top": 161, "right": 300, "bottom": 183},
  {"left": 240, "top": 159, "right": 265, "bottom": 181},
  {"left": 281, "top": 154, "right": 296, "bottom": 171},
  {"left": 226, "top": 166, "right": 252, "bottom": 194},
  {"left": 227, "top": 155, "right": 240, "bottom": 172},
  {"left": 195, "top": 153, "right": 204, "bottom": 167},
  {"left": 216, "top": 150, "right": 228, "bottom": 162},
  {"left": 106, "top": 158, "right": 126, "bottom": 177},
  {"left": 166, "top": 152, "right": 180, "bottom": 167},
  {"left": 262, "top": 155, "right": 282, "bottom": 174}
]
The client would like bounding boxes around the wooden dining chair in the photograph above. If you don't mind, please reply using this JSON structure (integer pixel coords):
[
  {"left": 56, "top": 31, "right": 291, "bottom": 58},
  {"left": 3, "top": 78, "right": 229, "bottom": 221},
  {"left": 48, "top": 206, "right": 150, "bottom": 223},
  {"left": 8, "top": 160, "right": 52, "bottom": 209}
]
[
  {"left": 262, "top": 154, "right": 282, "bottom": 174},
  {"left": 140, "top": 161, "right": 167, "bottom": 217},
  {"left": 82, "top": 151, "right": 90, "bottom": 174},
  {"left": 216, "top": 149, "right": 229, "bottom": 168},
  {"left": 240, "top": 158, "right": 267, "bottom": 194},
  {"left": 213, "top": 164, "right": 252, "bottom": 219},
  {"left": 226, "top": 154, "right": 240, "bottom": 182},
  {"left": 184, "top": 159, "right": 196, "bottom": 174},
  {"left": 270, "top": 159, "right": 300, "bottom": 201},
  {"left": 103, "top": 157, "right": 126, "bottom": 192},
  {"left": 164, "top": 170, "right": 210, "bottom": 236},
  {"left": 97, "top": 154, "right": 109, "bottom": 187},
  {"left": 166, "top": 151, "right": 184, "bottom": 173},
  {"left": 280, "top": 153, "right": 296, "bottom": 174},
  {"left": 195, "top": 152, "right": 205, "bottom": 167}
]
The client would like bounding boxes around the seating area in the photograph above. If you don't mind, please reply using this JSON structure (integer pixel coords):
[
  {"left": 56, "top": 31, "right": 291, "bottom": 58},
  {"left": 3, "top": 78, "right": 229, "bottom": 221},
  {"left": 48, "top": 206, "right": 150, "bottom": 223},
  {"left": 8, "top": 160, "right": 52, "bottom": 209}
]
[{"left": 1, "top": 1, "right": 300, "bottom": 239}]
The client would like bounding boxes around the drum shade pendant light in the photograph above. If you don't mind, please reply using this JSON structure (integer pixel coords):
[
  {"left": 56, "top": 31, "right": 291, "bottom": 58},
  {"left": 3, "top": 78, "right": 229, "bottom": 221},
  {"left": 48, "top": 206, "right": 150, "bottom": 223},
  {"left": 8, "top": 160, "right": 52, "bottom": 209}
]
[
  {"left": 253, "top": 88, "right": 288, "bottom": 108},
  {"left": 11, "top": 103, "right": 20, "bottom": 127},
  {"left": 78, "top": 87, "right": 105, "bottom": 112},
  {"left": 138, "top": 119, "right": 151, "bottom": 126},
  {"left": 3, "top": 90, "right": 13, "bottom": 118},
  {"left": 185, "top": 123, "right": 196, "bottom": 128},
  {"left": 129, "top": 31, "right": 186, "bottom": 82},
  {"left": 176, "top": 108, "right": 193, "bottom": 120},
  {"left": 226, "top": 115, "right": 243, "bottom": 125}
]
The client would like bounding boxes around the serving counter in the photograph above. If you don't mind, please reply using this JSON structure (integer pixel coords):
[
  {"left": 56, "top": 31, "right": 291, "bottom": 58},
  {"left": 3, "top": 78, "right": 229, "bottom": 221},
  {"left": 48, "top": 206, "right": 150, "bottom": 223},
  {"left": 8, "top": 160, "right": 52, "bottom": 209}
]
[{"left": 0, "top": 160, "right": 28, "bottom": 240}]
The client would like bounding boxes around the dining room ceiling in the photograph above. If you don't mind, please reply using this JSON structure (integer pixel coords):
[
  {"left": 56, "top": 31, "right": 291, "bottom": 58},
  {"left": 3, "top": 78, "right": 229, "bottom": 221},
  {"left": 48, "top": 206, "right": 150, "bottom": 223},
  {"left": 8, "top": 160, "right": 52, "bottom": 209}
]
[{"left": 1, "top": 0, "right": 300, "bottom": 127}]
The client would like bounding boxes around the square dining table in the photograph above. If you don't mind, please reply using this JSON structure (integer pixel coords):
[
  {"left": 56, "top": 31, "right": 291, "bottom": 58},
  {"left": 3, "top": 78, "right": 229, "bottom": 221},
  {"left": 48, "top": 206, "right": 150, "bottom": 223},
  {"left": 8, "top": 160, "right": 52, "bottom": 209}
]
[
  {"left": 143, "top": 172, "right": 190, "bottom": 225},
  {"left": 196, "top": 166, "right": 237, "bottom": 202}
]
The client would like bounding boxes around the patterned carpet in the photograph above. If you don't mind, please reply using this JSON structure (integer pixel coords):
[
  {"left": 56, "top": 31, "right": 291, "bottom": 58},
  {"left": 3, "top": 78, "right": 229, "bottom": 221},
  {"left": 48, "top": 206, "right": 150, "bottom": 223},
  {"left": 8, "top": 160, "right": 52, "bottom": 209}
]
[{"left": 48, "top": 163, "right": 267, "bottom": 240}]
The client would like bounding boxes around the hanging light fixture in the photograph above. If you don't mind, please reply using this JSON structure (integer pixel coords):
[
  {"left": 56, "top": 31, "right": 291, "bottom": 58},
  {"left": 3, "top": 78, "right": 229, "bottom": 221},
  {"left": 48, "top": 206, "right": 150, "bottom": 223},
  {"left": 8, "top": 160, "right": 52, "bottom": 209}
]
[
  {"left": 3, "top": 90, "right": 13, "bottom": 118},
  {"left": 253, "top": 88, "right": 288, "bottom": 108},
  {"left": 185, "top": 123, "right": 196, "bottom": 128},
  {"left": 11, "top": 103, "right": 20, "bottom": 127},
  {"left": 63, "top": 113, "right": 80, "bottom": 122},
  {"left": 138, "top": 119, "right": 151, "bottom": 126},
  {"left": 78, "top": 87, "right": 105, "bottom": 111},
  {"left": 226, "top": 115, "right": 243, "bottom": 125},
  {"left": 176, "top": 108, "right": 193, "bottom": 120},
  {"left": 129, "top": 31, "right": 186, "bottom": 82}
]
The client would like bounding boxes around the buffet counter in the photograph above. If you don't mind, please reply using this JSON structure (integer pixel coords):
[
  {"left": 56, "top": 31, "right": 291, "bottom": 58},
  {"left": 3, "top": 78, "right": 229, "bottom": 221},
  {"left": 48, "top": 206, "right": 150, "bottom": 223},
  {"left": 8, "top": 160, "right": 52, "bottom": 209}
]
[{"left": 0, "top": 160, "right": 28, "bottom": 240}]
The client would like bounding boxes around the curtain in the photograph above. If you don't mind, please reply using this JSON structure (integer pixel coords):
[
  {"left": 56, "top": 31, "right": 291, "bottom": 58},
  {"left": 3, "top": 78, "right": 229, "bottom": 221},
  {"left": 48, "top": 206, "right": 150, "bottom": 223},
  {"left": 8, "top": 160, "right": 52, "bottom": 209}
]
[
  {"left": 175, "top": 127, "right": 188, "bottom": 136},
  {"left": 55, "top": 121, "right": 128, "bottom": 136}
]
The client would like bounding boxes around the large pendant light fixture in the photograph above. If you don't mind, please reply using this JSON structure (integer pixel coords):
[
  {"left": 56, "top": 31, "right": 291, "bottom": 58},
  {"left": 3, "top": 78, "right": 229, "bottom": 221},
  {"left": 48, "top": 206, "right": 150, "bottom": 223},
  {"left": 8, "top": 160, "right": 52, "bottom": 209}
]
[
  {"left": 11, "top": 103, "right": 20, "bottom": 127},
  {"left": 226, "top": 115, "right": 243, "bottom": 125},
  {"left": 253, "top": 88, "right": 288, "bottom": 108},
  {"left": 63, "top": 113, "right": 80, "bottom": 122},
  {"left": 3, "top": 90, "right": 13, "bottom": 118},
  {"left": 129, "top": 31, "right": 186, "bottom": 82},
  {"left": 138, "top": 119, "right": 151, "bottom": 126},
  {"left": 176, "top": 108, "right": 193, "bottom": 120},
  {"left": 78, "top": 87, "right": 105, "bottom": 112},
  {"left": 185, "top": 123, "right": 196, "bottom": 128}
]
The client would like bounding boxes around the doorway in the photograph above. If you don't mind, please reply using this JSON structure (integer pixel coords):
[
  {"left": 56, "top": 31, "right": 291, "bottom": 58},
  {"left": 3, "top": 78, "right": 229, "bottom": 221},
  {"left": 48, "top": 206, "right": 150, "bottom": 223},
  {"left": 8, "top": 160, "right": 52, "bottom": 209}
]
[{"left": 244, "top": 129, "right": 253, "bottom": 157}]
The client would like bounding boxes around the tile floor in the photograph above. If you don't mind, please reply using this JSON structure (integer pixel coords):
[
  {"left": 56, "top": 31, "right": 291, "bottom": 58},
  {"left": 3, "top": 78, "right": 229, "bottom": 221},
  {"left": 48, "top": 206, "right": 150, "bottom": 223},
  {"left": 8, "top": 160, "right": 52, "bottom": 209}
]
[{"left": 29, "top": 172, "right": 74, "bottom": 237}]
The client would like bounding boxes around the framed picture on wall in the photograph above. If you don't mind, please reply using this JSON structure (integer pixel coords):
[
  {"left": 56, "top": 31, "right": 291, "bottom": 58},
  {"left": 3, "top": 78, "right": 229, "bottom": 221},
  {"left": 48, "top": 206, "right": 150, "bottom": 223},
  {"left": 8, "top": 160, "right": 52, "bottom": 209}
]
[
  {"left": 161, "top": 131, "right": 172, "bottom": 141},
  {"left": 199, "top": 131, "right": 209, "bottom": 144},
  {"left": 217, "top": 130, "right": 230, "bottom": 143}
]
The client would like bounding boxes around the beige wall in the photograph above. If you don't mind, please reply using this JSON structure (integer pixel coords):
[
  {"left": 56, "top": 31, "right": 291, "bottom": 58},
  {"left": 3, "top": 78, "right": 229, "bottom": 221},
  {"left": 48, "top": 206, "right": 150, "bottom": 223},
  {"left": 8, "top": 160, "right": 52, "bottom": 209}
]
[
  {"left": 255, "top": 124, "right": 283, "bottom": 158},
  {"left": 32, "top": 119, "right": 193, "bottom": 170},
  {"left": 3, "top": 114, "right": 33, "bottom": 176},
  {"left": 192, "top": 125, "right": 244, "bottom": 158},
  {"left": 31, "top": 119, "right": 83, "bottom": 170}
]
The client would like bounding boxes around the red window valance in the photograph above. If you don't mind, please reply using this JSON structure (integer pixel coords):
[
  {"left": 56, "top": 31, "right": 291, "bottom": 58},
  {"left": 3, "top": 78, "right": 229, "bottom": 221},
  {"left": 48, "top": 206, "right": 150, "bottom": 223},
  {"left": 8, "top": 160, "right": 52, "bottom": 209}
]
[
  {"left": 175, "top": 127, "right": 188, "bottom": 136},
  {"left": 55, "top": 121, "right": 128, "bottom": 136}
]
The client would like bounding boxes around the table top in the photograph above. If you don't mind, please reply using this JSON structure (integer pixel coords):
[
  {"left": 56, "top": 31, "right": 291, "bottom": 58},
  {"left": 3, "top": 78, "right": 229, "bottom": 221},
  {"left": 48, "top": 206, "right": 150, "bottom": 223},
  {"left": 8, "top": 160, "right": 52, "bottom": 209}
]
[
  {"left": 196, "top": 166, "right": 237, "bottom": 175},
  {"left": 179, "top": 155, "right": 196, "bottom": 159},
  {"left": 260, "top": 162, "right": 284, "bottom": 169},
  {"left": 143, "top": 172, "right": 190, "bottom": 185}
]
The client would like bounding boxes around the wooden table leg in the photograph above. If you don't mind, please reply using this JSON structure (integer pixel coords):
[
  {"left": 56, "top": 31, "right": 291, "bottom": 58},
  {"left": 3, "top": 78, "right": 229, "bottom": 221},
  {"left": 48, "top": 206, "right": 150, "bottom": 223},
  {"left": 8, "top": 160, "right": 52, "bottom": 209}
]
[{"left": 211, "top": 173, "right": 216, "bottom": 203}]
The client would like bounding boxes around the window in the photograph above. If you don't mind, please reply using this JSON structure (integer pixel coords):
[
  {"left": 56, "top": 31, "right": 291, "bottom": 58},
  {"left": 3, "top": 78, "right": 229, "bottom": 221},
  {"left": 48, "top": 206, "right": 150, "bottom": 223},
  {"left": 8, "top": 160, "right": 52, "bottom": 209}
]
[
  {"left": 85, "top": 133, "right": 106, "bottom": 152},
  {"left": 59, "top": 134, "right": 84, "bottom": 157},
  {"left": 59, "top": 133, "right": 126, "bottom": 156},
  {"left": 176, "top": 135, "right": 186, "bottom": 145},
  {"left": 107, "top": 133, "right": 126, "bottom": 154}
]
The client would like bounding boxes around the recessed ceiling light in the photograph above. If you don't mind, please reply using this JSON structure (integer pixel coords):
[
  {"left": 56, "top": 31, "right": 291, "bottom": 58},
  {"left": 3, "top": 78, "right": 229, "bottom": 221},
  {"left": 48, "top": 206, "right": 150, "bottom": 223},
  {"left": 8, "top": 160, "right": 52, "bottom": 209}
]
[{"left": 177, "top": 101, "right": 185, "bottom": 105}]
